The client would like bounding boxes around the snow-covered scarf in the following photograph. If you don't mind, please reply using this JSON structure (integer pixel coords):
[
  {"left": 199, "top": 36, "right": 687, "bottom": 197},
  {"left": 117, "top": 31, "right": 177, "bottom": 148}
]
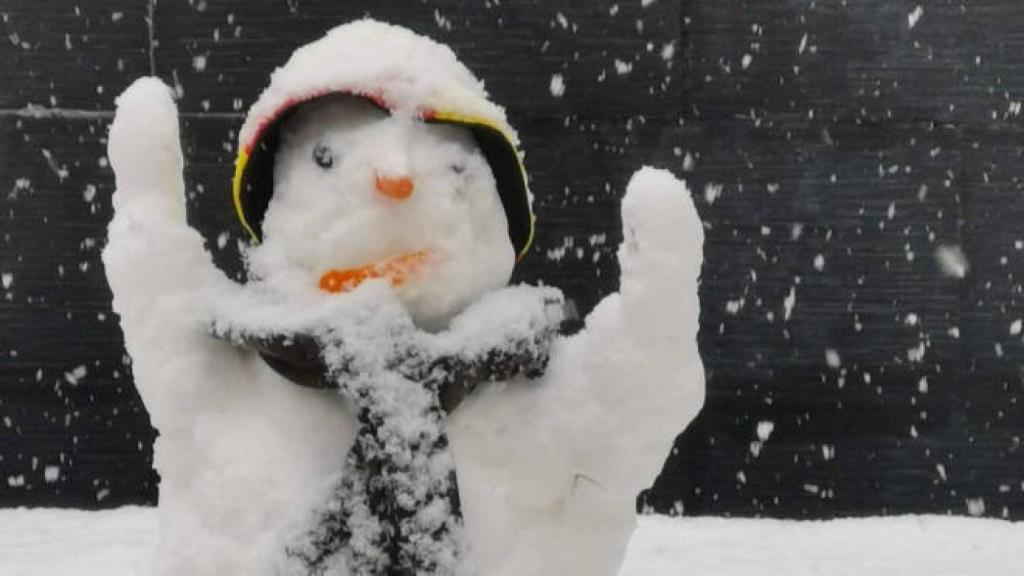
[{"left": 212, "top": 288, "right": 563, "bottom": 575}]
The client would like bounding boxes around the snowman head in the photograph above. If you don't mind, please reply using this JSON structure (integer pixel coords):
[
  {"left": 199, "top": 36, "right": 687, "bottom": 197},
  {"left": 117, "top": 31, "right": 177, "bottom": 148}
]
[
  {"left": 232, "top": 20, "right": 535, "bottom": 328},
  {"left": 245, "top": 95, "right": 515, "bottom": 327}
]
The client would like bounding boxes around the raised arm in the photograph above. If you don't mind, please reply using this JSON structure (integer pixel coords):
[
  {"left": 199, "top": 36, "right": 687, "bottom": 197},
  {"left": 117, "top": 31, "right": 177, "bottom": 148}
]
[
  {"left": 102, "top": 77, "right": 237, "bottom": 332},
  {"left": 446, "top": 168, "right": 706, "bottom": 576},
  {"left": 548, "top": 167, "right": 705, "bottom": 496}
]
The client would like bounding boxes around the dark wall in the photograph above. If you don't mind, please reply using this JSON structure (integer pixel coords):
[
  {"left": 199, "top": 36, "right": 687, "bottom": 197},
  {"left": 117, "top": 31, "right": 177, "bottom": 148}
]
[
  {"left": 1, "top": 0, "right": 1022, "bottom": 519},
  {"left": 646, "top": 0, "right": 1024, "bottom": 520}
]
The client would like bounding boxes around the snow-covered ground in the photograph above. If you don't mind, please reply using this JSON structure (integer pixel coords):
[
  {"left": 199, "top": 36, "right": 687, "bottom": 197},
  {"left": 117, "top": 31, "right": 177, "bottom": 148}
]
[
  {"left": 0, "top": 507, "right": 157, "bottom": 576},
  {"left": 2, "top": 508, "right": 1022, "bottom": 576},
  {"left": 620, "top": 514, "right": 1024, "bottom": 576}
]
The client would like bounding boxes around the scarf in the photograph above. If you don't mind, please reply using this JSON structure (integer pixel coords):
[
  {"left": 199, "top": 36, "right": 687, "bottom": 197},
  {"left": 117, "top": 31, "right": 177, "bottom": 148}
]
[{"left": 213, "top": 293, "right": 561, "bottom": 575}]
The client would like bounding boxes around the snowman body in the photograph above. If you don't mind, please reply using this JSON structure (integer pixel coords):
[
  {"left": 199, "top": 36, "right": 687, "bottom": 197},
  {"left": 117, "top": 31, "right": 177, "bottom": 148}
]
[{"left": 103, "top": 19, "right": 704, "bottom": 576}]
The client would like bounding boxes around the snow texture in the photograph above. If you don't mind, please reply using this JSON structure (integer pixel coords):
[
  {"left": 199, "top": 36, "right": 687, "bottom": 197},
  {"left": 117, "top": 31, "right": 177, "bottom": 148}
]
[
  {"left": 0, "top": 507, "right": 157, "bottom": 576},
  {"left": 3, "top": 509, "right": 1024, "bottom": 576},
  {"left": 209, "top": 282, "right": 563, "bottom": 575},
  {"left": 620, "top": 514, "right": 1024, "bottom": 576},
  {"left": 446, "top": 167, "right": 704, "bottom": 576},
  {"left": 238, "top": 20, "right": 521, "bottom": 169},
  {"left": 103, "top": 19, "right": 703, "bottom": 576}
]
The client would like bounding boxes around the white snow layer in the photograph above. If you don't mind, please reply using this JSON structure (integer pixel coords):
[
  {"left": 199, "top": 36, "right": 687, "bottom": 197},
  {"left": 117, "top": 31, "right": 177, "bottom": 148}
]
[
  {"left": 239, "top": 20, "right": 520, "bottom": 161},
  {"left": 448, "top": 167, "right": 704, "bottom": 576},
  {"left": 2, "top": 509, "right": 1024, "bottom": 576},
  {"left": 106, "top": 78, "right": 360, "bottom": 576},
  {"left": 104, "top": 73, "right": 704, "bottom": 576},
  {"left": 619, "top": 515, "right": 1024, "bottom": 576},
  {"left": 0, "top": 507, "right": 158, "bottom": 576}
]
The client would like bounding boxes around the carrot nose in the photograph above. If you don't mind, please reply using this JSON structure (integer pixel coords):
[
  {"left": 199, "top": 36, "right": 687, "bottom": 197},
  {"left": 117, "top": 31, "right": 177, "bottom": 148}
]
[{"left": 375, "top": 175, "right": 415, "bottom": 200}]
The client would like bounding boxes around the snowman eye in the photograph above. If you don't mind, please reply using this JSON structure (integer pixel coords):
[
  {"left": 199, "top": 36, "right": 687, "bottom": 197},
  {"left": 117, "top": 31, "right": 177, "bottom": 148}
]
[
  {"left": 450, "top": 162, "right": 466, "bottom": 175},
  {"left": 312, "top": 143, "right": 335, "bottom": 170}
]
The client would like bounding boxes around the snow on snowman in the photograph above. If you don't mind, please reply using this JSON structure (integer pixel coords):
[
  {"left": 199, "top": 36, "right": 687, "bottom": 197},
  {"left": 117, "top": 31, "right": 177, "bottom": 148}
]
[{"left": 103, "top": 19, "right": 704, "bottom": 576}]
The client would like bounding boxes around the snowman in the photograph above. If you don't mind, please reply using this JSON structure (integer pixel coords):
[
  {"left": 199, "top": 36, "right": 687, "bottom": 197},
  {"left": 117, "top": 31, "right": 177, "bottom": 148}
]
[{"left": 103, "top": 19, "right": 704, "bottom": 576}]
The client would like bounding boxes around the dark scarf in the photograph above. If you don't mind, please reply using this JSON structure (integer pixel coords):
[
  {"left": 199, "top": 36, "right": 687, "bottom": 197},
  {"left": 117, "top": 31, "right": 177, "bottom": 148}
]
[{"left": 213, "top": 297, "right": 560, "bottom": 575}]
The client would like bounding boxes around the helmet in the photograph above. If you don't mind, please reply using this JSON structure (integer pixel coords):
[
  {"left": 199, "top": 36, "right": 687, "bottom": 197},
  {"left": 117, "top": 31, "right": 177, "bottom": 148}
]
[{"left": 232, "top": 19, "right": 535, "bottom": 260}]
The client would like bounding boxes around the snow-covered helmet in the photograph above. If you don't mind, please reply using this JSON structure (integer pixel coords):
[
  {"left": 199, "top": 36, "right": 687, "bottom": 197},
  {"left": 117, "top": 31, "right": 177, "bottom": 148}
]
[{"left": 232, "top": 19, "right": 535, "bottom": 260}]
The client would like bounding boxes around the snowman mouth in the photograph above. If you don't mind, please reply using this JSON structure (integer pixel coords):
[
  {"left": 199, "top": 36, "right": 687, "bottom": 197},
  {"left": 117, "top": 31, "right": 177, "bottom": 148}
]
[{"left": 318, "top": 251, "right": 432, "bottom": 294}]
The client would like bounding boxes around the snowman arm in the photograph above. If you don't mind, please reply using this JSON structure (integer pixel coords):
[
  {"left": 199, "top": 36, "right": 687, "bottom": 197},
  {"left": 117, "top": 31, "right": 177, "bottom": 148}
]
[
  {"left": 104, "top": 77, "right": 235, "bottom": 320},
  {"left": 552, "top": 167, "right": 705, "bottom": 492}
]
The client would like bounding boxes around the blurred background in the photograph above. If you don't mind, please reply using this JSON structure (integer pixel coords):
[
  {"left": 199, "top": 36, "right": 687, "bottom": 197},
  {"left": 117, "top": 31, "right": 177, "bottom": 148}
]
[{"left": 1, "top": 0, "right": 1023, "bottom": 521}]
